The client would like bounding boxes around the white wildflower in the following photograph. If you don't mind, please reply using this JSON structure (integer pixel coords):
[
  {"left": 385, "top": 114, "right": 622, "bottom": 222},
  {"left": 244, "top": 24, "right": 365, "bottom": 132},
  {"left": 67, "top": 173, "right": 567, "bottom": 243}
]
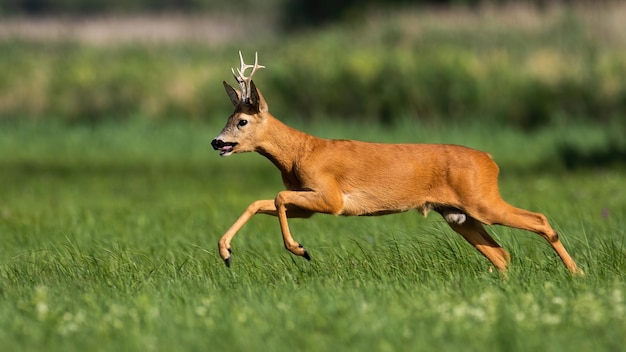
[
  {"left": 541, "top": 313, "right": 561, "bottom": 325},
  {"left": 195, "top": 306, "right": 207, "bottom": 316},
  {"left": 552, "top": 297, "right": 565, "bottom": 306},
  {"left": 36, "top": 302, "right": 49, "bottom": 320}
]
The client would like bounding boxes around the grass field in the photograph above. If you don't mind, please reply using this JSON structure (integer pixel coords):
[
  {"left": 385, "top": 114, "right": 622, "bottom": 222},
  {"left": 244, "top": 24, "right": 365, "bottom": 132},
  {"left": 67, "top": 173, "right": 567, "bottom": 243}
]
[{"left": 1, "top": 119, "right": 625, "bottom": 351}]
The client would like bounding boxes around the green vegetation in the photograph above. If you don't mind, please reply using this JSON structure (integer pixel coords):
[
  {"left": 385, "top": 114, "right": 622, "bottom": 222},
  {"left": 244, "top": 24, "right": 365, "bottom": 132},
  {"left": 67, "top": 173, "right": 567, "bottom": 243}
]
[
  {"left": 2, "top": 5, "right": 626, "bottom": 132},
  {"left": 1, "top": 120, "right": 625, "bottom": 351},
  {"left": 1, "top": 3, "right": 625, "bottom": 351}
]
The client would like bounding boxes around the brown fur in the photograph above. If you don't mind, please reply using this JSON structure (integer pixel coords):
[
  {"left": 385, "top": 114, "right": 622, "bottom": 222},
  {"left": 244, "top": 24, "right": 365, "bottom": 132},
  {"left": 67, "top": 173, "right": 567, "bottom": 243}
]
[{"left": 212, "top": 81, "right": 583, "bottom": 275}]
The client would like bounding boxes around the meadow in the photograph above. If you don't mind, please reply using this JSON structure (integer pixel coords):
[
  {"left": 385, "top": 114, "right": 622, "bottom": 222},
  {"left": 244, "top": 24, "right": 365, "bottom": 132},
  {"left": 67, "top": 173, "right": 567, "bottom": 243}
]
[
  {"left": 1, "top": 119, "right": 625, "bottom": 351},
  {"left": 1, "top": 3, "right": 626, "bottom": 351}
]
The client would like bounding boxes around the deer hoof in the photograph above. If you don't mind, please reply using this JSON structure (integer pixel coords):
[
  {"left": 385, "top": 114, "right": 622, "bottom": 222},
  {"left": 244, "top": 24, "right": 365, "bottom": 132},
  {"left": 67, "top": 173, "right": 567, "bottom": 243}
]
[
  {"left": 223, "top": 248, "right": 232, "bottom": 268},
  {"left": 298, "top": 243, "right": 311, "bottom": 261}
]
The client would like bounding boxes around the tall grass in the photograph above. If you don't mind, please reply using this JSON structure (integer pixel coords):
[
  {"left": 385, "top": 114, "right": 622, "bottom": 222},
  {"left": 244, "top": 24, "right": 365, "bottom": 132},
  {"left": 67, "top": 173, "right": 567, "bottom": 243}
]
[{"left": 1, "top": 119, "right": 625, "bottom": 351}]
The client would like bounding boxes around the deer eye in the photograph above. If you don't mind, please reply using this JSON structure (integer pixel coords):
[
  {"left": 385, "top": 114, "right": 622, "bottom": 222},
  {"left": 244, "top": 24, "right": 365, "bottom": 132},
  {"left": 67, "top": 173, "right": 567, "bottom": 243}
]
[{"left": 237, "top": 119, "right": 248, "bottom": 127}]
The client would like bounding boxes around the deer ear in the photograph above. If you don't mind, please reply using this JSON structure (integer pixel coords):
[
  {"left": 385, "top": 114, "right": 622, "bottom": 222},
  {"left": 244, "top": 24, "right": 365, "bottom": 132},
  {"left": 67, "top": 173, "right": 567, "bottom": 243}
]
[
  {"left": 249, "top": 80, "right": 268, "bottom": 113},
  {"left": 223, "top": 81, "right": 241, "bottom": 107}
]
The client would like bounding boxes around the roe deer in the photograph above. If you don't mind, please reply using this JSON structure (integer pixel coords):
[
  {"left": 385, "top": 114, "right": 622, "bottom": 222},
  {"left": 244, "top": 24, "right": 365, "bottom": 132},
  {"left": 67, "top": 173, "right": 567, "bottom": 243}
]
[{"left": 211, "top": 51, "right": 583, "bottom": 275}]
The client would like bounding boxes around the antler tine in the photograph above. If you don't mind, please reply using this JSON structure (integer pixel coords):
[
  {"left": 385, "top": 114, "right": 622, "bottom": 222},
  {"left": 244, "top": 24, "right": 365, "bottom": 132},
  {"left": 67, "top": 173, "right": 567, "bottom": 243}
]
[
  {"left": 231, "top": 51, "right": 246, "bottom": 83},
  {"left": 230, "top": 51, "right": 265, "bottom": 102},
  {"left": 250, "top": 51, "right": 266, "bottom": 77}
]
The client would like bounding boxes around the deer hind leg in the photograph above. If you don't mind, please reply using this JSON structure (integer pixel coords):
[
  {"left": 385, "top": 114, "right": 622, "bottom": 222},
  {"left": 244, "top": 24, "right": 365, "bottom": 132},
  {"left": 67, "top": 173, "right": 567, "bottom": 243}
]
[
  {"left": 473, "top": 202, "right": 583, "bottom": 275},
  {"left": 217, "top": 199, "right": 313, "bottom": 267},
  {"left": 438, "top": 208, "right": 511, "bottom": 273}
]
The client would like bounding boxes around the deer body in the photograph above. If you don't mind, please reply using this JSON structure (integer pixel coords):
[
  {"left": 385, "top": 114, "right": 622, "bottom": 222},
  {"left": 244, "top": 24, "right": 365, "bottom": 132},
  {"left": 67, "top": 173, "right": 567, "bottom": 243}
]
[
  {"left": 212, "top": 52, "right": 583, "bottom": 275},
  {"left": 258, "top": 118, "right": 495, "bottom": 218}
]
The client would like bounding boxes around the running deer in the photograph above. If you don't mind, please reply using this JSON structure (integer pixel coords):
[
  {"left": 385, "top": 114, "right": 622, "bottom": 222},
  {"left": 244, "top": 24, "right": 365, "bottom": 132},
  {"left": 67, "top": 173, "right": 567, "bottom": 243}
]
[{"left": 211, "top": 51, "right": 583, "bottom": 275}]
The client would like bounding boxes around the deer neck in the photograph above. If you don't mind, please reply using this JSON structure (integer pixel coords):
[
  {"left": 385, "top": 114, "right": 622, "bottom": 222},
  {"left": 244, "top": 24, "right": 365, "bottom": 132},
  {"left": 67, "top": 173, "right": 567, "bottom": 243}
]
[{"left": 256, "top": 116, "right": 314, "bottom": 174}]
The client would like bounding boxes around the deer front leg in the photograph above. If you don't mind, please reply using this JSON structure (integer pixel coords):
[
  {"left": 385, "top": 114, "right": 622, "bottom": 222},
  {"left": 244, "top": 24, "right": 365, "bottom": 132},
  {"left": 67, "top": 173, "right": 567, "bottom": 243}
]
[
  {"left": 275, "top": 189, "right": 343, "bottom": 260},
  {"left": 218, "top": 199, "right": 277, "bottom": 266},
  {"left": 218, "top": 199, "right": 316, "bottom": 267}
]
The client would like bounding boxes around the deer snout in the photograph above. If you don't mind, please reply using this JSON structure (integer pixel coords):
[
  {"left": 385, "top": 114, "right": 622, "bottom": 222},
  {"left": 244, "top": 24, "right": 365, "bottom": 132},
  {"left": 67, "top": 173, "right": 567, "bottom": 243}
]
[
  {"left": 211, "top": 138, "right": 224, "bottom": 150},
  {"left": 211, "top": 138, "right": 238, "bottom": 156}
]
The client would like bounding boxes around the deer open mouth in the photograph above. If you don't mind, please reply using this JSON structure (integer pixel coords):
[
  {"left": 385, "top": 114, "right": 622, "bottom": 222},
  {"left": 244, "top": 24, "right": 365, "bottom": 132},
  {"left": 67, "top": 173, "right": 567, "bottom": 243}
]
[
  {"left": 211, "top": 139, "right": 238, "bottom": 156},
  {"left": 219, "top": 143, "right": 237, "bottom": 156}
]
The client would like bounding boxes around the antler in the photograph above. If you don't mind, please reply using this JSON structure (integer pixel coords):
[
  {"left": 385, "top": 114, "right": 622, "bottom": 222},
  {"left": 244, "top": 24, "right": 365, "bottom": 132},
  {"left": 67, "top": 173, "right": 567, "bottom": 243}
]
[{"left": 231, "top": 51, "right": 265, "bottom": 103}]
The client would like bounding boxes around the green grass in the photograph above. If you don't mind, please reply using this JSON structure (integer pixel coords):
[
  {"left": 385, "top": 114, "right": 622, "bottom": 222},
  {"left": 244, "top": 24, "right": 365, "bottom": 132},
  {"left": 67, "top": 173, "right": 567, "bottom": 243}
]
[{"left": 1, "top": 120, "right": 625, "bottom": 351}]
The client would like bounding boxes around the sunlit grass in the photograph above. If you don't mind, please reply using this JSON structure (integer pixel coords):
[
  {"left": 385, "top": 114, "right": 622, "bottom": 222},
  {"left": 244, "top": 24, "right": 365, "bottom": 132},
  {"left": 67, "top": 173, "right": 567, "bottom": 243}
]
[{"left": 1, "top": 120, "right": 625, "bottom": 351}]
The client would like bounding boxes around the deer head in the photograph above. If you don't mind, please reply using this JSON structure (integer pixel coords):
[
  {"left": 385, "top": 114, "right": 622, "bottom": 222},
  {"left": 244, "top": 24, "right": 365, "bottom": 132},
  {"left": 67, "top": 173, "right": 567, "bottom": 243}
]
[{"left": 212, "top": 51, "right": 268, "bottom": 157}]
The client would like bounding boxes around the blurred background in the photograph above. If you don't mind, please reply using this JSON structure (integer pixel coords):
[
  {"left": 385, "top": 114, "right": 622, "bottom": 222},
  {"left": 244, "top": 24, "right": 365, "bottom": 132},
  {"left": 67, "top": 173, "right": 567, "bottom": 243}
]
[{"left": 0, "top": 0, "right": 624, "bottom": 166}]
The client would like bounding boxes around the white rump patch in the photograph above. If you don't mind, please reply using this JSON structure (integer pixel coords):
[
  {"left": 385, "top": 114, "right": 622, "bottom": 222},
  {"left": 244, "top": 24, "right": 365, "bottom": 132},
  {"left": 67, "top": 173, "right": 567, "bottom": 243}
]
[{"left": 443, "top": 210, "right": 467, "bottom": 225}]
